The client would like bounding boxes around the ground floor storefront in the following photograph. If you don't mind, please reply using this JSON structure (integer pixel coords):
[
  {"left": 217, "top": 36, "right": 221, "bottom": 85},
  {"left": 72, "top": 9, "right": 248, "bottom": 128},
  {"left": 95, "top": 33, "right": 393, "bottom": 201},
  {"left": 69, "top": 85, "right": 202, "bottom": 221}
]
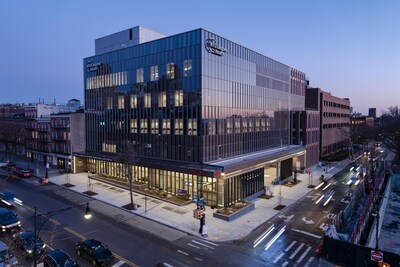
[{"left": 73, "top": 146, "right": 306, "bottom": 208}]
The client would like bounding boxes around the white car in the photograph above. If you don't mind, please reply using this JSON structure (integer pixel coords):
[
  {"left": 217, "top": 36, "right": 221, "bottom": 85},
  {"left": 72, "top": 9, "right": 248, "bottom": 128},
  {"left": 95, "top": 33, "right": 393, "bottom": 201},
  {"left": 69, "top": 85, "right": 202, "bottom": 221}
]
[{"left": 0, "top": 162, "right": 7, "bottom": 168}]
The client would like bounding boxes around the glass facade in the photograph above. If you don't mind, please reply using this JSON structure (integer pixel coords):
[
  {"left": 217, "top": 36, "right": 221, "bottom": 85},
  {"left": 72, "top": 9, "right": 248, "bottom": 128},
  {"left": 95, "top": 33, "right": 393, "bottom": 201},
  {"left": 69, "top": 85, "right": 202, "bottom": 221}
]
[{"left": 82, "top": 28, "right": 306, "bottom": 207}]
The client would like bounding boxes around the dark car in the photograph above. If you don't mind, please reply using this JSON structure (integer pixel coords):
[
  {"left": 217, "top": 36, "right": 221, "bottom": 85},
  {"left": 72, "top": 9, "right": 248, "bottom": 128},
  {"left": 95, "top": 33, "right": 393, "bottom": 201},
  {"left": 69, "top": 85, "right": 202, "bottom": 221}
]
[
  {"left": 14, "top": 168, "right": 33, "bottom": 178},
  {"left": 0, "top": 191, "right": 23, "bottom": 207},
  {"left": 42, "top": 249, "right": 79, "bottom": 267},
  {"left": 13, "top": 231, "right": 46, "bottom": 257},
  {"left": 0, "top": 208, "right": 21, "bottom": 233},
  {"left": 76, "top": 239, "right": 114, "bottom": 266}
]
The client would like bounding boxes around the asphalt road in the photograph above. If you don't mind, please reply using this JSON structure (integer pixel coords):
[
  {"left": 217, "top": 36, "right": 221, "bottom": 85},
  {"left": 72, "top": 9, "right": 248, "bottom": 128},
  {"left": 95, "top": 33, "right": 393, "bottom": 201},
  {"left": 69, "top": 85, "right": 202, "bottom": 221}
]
[
  {"left": 235, "top": 163, "right": 363, "bottom": 267},
  {"left": 0, "top": 173, "right": 265, "bottom": 267},
  {"left": 1, "top": 157, "right": 375, "bottom": 267}
]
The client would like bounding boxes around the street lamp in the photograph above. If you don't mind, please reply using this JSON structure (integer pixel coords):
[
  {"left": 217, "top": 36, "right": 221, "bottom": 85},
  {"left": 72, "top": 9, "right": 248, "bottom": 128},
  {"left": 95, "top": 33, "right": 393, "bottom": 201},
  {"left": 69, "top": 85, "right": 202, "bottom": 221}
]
[
  {"left": 33, "top": 202, "right": 91, "bottom": 267},
  {"left": 144, "top": 188, "right": 148, "bottom": 215}
]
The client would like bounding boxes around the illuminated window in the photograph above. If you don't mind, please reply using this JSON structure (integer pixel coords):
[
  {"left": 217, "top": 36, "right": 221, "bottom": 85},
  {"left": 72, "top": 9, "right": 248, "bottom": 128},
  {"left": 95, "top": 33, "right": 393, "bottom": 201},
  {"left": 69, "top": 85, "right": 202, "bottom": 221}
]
[
  {"left": 144, "top": 93, "right": 151, "bottom": 108},
  {"left": 136, "top": 68, "right": 144, "bottom": 83},
  {"left": 118, "top": 95, "right": 125, "bottom": 109},
  {"left": 234, "top": 118, "right": 241, "bottom": 133},
  {"left": 158, "top": 92, "right": 166, "bottom": 107},
  {"left": 261, "top": 119, "right": 266, "bottom": 131},
  {"left": 184, "top": 59, "right": 192, "bottom": 77},
  {"left": 255, "top": 119, "right": 260, "bottom": 131},
  {"left": 106, "top": 97, "right": 113, "bottom": 109},
  {"left": 175, "top": 90, "right": 183, "bottom": 106},
  {"left": 227, "top": 118, "right": 233, "bottom": 134},
  {"left": 130, "top": 95, "right": 137, "bottom": 108},
  {"left": 130, "top": 119, "right": 138, "bottom": 133},
  {"left": 140, "top": 119, "right": 148, "bottom": 134},
  {"left": 248, "top": 119, "right": 253, "bottom": 132},
  {"left": 117, "top": 121, "right": 124, "bottom": 129},
  {"left": 162, "top": 119, "right": 170, "bottom": 134},
  {"left": 151, "top": 65, "right": 158, "bottom": 81},
  {"left": 188, "top": 119, "right": 197, "bottom": 135},
  {"left": 242, "top": 119, "right": 248, "bottom": 133},
  {"left": 151, "top": 119, "right": 159, "bottom": 134},
  {"left": 175, "top": 119, "right": 183, "bottom": 135},
  {"left": 102, "top": 143, "right": 116, "bottom": 153},
  {"left": 166, "top": 63, "right": 175, "bottom": 79},
  {"left": 207, "top": 120, "right": 216, "bottom": 135}
]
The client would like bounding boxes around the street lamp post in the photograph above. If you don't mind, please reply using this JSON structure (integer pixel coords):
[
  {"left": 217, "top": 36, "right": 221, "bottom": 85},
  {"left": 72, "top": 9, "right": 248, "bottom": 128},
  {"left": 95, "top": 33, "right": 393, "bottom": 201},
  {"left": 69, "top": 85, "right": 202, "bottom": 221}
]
[
  {"left": 144, "top": 188, "right": 148, "bottom": 214},
  {"left": 33, "top": 202, "right": 91, "bottom": 267}
]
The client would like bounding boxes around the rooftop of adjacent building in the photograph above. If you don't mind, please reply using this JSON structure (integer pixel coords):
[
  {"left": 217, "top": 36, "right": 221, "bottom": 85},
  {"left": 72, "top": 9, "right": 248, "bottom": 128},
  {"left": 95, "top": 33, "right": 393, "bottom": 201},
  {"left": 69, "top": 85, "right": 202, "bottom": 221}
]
[{"left": 95, "top": 25, "right": 166, "bottom": 55}]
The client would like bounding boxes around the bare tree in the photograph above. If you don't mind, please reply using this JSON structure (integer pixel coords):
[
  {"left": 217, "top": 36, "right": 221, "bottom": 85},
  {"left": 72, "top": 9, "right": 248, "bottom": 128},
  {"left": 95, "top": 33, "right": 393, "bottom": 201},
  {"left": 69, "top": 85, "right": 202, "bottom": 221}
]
[
  {"left": 118, "top": 140, "right": 140, "bottom": 210},
  {"left": 0, "top": 120, "right": 25, "bottom": 162},
  {"left": 377, "top": 106, "right": 400, "bottom": 154}
]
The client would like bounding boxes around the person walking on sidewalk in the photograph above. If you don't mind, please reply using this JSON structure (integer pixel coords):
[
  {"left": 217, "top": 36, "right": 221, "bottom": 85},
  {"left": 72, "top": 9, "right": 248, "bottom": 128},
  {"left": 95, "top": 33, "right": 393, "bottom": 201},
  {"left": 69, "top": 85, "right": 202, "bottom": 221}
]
[{"left": 199, "top": 212, "right": 206, "bottom": 236}]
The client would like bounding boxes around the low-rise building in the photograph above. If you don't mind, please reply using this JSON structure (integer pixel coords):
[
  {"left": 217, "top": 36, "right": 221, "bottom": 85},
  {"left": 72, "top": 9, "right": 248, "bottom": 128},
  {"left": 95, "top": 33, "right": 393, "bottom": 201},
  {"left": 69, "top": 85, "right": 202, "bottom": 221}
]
[{"left": 306, "top": 87, "right": 350, "bottom": 159}]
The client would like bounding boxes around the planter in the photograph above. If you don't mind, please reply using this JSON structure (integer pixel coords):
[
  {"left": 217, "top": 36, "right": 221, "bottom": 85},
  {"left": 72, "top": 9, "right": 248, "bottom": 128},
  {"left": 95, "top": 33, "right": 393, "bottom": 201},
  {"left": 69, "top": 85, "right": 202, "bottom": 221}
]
[
  {"left": 213, "top": 202, "right": 255, "bottom": 221},
  {"left": 132, "top": 183, "right": 147, "bottom": 190}
]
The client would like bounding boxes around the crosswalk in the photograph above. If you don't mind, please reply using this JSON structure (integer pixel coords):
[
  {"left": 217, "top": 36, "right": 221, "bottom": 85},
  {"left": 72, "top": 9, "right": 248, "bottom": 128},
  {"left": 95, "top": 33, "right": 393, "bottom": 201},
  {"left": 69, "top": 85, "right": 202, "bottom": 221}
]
[
  {"left": 161, "top": 239, "right": 219, "bottom": 267},
  {"left": 271, "top": 241, "right": 317, "bottom": 267}
]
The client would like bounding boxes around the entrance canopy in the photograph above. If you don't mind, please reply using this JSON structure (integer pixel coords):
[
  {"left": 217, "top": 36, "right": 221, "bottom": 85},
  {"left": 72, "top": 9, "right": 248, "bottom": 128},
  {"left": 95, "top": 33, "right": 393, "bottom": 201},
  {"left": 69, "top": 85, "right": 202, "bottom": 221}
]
[{"left": 208, "top": 145, "right": 306, "bottom": 175}]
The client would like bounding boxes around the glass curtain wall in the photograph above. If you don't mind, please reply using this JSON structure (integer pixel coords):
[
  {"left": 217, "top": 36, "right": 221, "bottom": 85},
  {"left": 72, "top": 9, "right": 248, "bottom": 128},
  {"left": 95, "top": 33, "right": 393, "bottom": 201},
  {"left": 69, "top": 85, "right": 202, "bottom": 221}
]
[
  {"left": 84, "top": 158, "right": 217, "bottom": 206},
  {"left": 200, "top": 30, "right": 305, "bottom": 162}
]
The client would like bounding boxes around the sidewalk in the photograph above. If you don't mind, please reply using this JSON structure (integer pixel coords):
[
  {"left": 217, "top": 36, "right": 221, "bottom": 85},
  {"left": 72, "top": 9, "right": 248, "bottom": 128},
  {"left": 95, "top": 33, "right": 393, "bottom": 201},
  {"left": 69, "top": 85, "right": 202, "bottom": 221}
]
[{"left": 7, "top": 157, "right": 350, "bottom": 243}]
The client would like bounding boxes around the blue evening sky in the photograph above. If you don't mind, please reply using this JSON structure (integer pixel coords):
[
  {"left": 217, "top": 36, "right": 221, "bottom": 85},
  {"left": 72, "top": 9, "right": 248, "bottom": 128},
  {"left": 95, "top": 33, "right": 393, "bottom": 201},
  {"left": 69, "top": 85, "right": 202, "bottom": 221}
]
[{"left": 1, "top": 0, "right": 399, "bottom": 115}]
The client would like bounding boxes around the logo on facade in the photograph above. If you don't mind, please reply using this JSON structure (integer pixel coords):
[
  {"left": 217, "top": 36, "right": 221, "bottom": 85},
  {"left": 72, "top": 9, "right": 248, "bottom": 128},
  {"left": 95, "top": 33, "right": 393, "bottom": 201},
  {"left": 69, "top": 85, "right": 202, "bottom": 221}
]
[
  {"left": 205, "top": 38, "right": 227, "bottom": 56},
  {"left": 86, "top": 61, "right": 102, "bottom": 72}
]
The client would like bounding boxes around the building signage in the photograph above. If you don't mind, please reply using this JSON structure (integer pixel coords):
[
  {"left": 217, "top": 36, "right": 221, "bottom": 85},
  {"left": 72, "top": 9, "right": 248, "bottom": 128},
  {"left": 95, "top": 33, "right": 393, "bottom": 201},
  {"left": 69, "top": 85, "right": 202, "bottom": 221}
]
[
  {"left": 86, "top": 61, "right": 102, "bottom": 72},
  {"left": 205, "top": 38, "right": 227, "bottom": 56},
  {"left": 370, "top": 250, "right": 383, "bottom": 262}
]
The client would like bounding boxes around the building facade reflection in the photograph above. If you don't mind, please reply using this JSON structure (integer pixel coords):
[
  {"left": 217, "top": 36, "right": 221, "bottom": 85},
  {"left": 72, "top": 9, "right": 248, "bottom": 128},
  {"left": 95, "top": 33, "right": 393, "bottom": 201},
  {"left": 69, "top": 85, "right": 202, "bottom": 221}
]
[{"left": 76, "top": 26, "right": 306, "bottom": 207}]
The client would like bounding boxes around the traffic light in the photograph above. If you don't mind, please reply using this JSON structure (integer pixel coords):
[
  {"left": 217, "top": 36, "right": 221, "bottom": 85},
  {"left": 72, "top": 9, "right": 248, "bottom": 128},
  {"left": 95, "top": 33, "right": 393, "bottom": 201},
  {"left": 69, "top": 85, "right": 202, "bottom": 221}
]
[{"left": 381, "top": 262, "right": 390, "bottom": 267}]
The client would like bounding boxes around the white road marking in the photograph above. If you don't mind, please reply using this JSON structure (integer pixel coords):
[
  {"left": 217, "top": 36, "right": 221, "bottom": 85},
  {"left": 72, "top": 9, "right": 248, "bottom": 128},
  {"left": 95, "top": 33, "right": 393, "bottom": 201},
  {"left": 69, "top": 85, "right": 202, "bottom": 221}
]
[
  {"left": 197, "top": 239, "right": 219, "bottom": 246},
  {"left": 177, "top": 250, "right": 189, "bottom": 256},
  {"left": 194, "top": 257, "right": 204, "bottom": 262},
  {"left": 111, "top": 261, "right": 125, "bottom": 267},
  {"left": 304, "top": 256, "right": 315, "bottom": 267},
  {"left": 302, "top": 217, "right": 315, "bottom": 224},
  {"left": 281, "top": 261, "right": 289, "bottom": 267},
  {"left": 273, "top": 252, "right": 285, "bottom": 263},
  {"left": 296, "top": 246, "right": 311, "bottom": 263},
  {"left": 292, "top": 228, "right": 322, "bottom": 239},
  {"left": 160, "top": 263, "right": 175, "bottom": 267},
  {"left": 191, "top": 240, "right": 215, "bottom": 249},
  {"left": 188, "top": 243, "right": 200, "bottom": 249},
  {"left": 289, "top": 243, "right": 304, "bottom": 259},
  {"left": 278, "top": 214, "right": 294, "bottom": 222},
  {"left": 285, "top": 241, "right": 297, "bottom": 252}
]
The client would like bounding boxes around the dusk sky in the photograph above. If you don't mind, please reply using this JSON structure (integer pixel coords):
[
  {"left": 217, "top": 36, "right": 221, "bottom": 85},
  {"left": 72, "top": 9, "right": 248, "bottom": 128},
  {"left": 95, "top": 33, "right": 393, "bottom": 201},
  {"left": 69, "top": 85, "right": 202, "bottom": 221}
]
[{"left": 1, "top": 0, "right": 399, "bottom": 116}]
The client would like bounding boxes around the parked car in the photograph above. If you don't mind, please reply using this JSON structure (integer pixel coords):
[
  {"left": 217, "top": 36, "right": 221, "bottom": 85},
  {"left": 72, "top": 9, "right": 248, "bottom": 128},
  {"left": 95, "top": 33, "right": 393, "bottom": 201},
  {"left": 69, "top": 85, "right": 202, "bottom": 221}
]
[
  {"left": 0, "top": 208, "right": 21, "bottom": 233},
  {"left": 13, "top": 168, "right": 33, "bottom": 178},
  {"left": 76, "top": 239, "right": 114, "bottom": 266},
  {"left": 4, "top": 163, "right": 16, "bottom": 171},
  {"left": 0, "top": 162, "right": 7, "bottom": 168},
  {"left": 42, "top": 249, "right": 79, "bottom": 267},
  {"left": 13, "top": 230, "right": 46, "bottom": 257},
  {"left": 0, "top": 240, "right": 18, "bottom": 266},
  {"left": 0, "top": 191, "right": 23, "bottom": 206}
]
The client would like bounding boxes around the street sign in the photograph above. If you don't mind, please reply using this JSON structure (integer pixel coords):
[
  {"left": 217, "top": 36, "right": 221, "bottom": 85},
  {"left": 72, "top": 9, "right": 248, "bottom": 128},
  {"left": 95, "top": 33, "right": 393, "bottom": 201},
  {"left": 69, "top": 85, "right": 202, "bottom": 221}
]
[{"left": 371, "top": 250, "right": 383, "bottom": 262}]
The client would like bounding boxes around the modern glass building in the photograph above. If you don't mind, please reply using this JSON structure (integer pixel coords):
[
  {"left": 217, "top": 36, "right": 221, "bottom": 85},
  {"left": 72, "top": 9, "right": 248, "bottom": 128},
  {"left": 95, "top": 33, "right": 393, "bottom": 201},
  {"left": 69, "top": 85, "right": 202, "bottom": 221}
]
[{"left": 75, "top": 26, "right": 306, "bottom": 207}]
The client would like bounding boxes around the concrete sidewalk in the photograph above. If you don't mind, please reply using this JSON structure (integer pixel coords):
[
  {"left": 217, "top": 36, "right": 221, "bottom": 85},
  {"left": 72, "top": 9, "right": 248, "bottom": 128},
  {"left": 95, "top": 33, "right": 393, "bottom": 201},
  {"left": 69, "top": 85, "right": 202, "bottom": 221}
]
[{"left": 7, "top": 157, "right": 350, "bottom": 243}]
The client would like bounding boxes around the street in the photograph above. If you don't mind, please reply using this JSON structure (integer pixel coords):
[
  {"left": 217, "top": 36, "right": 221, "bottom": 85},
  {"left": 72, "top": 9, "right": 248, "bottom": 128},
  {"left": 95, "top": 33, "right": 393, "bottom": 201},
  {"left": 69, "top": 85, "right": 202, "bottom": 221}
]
[{"left": 0, "top": 172, "right": 264, "bottom": 267}]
